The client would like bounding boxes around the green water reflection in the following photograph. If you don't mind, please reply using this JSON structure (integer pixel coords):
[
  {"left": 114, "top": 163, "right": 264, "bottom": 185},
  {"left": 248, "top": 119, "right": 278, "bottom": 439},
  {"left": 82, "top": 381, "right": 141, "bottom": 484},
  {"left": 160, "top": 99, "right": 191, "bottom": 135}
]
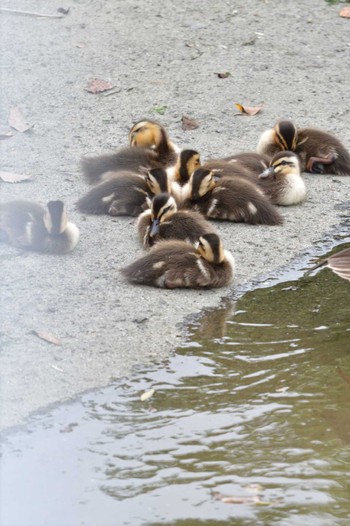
[{"left": 1, "top": 247, "right": 350, "bottom": 526}]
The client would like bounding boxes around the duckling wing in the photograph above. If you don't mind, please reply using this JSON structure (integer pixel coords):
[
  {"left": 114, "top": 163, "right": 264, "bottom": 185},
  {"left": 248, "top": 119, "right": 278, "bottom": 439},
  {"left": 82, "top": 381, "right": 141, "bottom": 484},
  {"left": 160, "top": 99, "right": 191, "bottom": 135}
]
[
  {"left": 0, "top": 201, "right": 45, "bottom": 247},
  {"left": 327, "top": 248, "right": 350, "bottom": 281},
  {"left": 81, "top": 147, "right": 160, "bottom": 184}
]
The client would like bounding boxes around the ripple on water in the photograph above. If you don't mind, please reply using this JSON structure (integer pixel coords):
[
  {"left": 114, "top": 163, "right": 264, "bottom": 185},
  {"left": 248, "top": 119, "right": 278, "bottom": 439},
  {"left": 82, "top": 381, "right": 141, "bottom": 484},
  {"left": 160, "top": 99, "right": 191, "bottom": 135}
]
[{"left": 1, "top": 243, "right": 350, "bottom": 526}]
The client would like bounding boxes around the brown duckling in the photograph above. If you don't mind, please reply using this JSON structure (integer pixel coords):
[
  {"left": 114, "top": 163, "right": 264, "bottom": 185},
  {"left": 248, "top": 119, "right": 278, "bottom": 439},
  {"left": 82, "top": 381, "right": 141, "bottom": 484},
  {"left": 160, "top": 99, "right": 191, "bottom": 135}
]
[
  {"left": 258, "top": 151, "right": 306, "bottom": 206},
  {"left": 76, "top": 167, "right": 170, "bottom": 216},
  {"left": 257, "top": 119, "right": 350, "bottom": 176},
  {"left": 307, "top": 246, "right": 350, "bottom": 281},
  {"left": 0, "top": 200, "right": 79, "bottom": 254},
  {"left": 137, "top": 192, "right": 216, "bottom": 248},
  {"left": 120, "top": 233, "right": 235, "bottom": 289},
  {"left": 167, "top": 149, "right": 201, "bottom": 185},
  {"left": 182, "top": 168, "right": 283, "bottom": 225},
  {"left": 219, "top": 152, "right": 270, "bottom": 177},
  {"left": 81, "top": 120, "right": 180, "bottom": 185}
]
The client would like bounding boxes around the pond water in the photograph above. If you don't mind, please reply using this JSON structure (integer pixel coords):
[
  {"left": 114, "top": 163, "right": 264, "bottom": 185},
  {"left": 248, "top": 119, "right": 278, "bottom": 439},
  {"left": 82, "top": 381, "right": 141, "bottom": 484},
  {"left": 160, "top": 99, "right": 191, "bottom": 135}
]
[{"left": 1, "top": 232, "right": 350, "bottom": 525}]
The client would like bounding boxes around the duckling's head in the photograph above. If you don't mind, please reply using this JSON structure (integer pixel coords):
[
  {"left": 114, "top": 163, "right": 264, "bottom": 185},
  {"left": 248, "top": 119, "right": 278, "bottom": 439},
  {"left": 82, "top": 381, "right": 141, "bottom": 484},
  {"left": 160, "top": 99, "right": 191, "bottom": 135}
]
[
  {"left": 259, "top": 151, "right": 301, "bottom": 179},
  {"left": 149, "top": 193, "right": 177, "bottom": 237},
  {"left": 197, "top": 233, "right": 225, "bottom": 265},
  {"left": 273, "top": 120, "right": 298, "bottom": 151},
  {"left": 44, "top": 200, "right": 67, "bottom": 235},
  {"left": 190, "top": 168, "right": 219, "bottom": 200},
  {"left": 144, "top": 168, "right": 170, "bottom": 195},
  {"left": 129, "top": 120, "right": 166, "bottom": 150},
  {"left": 176, "top": 149, "right": 201, "bottom": 184}
]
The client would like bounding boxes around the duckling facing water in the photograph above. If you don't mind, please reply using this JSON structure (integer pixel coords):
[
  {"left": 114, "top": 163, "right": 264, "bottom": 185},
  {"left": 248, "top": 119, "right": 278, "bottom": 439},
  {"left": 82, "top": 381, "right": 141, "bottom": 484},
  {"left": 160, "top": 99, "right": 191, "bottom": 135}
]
[
  {"left": 182, "top": 168, "right": 283, "bottom": 225},
  {"left": 0, "top": 200, "right": 79, "bottom": 254},
  {"left": 81, "top": 120, "right": 180, "bottom": 185},
  {"left": 121, "top": 233, "right": 235, "bottom": 289},
  {"left": 257, "top": 120, "right": 350, "bottom": 176},
  {"left": 137, "top": 192, "right": 216, "bottom": 248},
  {"left": 76, "top": 167, "right": 170, "bottom": 216}
]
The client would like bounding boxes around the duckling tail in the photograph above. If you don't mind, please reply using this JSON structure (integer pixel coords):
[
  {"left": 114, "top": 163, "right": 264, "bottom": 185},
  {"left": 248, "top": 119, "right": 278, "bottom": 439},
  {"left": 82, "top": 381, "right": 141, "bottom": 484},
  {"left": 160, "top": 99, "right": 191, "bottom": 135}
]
[
  {"left": 247, "top": 196, "right": 283, "bottom": 226},
  {"left": 81, "top": 147, "right": 160, "bottom": 184}
]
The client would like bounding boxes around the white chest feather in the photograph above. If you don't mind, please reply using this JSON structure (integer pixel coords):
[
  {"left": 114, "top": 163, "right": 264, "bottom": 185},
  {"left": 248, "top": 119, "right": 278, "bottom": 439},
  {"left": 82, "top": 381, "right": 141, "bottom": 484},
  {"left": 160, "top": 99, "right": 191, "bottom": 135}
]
[{"left": 279, "top": 174, "right": 306, "bottom": 205}]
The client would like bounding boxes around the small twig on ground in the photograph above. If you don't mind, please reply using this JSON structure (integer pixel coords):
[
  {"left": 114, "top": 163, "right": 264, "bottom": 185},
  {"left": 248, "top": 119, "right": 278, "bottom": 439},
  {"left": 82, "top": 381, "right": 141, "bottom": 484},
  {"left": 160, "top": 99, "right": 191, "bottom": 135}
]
[{"left": 0, "top": 7, "right": 65, "bottom": 18}]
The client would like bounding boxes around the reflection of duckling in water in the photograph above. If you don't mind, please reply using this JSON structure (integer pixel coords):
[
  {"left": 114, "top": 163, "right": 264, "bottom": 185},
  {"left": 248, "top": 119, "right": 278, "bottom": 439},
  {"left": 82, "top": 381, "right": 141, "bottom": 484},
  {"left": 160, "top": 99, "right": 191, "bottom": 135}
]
[
  {"left": 190, "top": 299, "right": 236, "bottom": 339},
  {"left": 0, "top": 200, "right": 79, "bottom": 254},
  {"left": 137, "top": 192, "right": 216, "bottom": 248},
  {"left": 120, "top": 233, "right": 235, "bottom": 289},
  {"left": 81, "top": 120, "right": 180, "bottom": 185},
  {"left": 76, "top": 167, "right": 170, "bottom": 216},
  {"left": 182, "top": 168, "right": 283, "bottom": 225},
  {"left": 258, "top": 151, "right": 306, "bottom": 206},
  {"left": 257, "top": 119, "right": 350, "bottom": 176}
]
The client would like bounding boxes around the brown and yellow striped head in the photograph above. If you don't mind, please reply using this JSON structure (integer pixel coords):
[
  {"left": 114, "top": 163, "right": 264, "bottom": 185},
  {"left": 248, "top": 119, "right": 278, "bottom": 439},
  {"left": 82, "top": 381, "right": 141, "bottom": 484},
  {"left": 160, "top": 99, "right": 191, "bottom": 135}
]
[
  {"left": 189, "top": 168, "right": 220, "bottom": 200},
  {"left": 144, "top": 168, "right": 170, "bottom": 195},
  {"left": 274, "top": 120, "right": 298, "bottom": 151},
  {"left": 197, "top": 233, "right": 224, "bottom": 264},
  {"left": 175, "top": 149, "right": 201, "bottom": 184},
  {"left": 259, "top": 151, "right": 300, "bottom": 179},
  {"left": 129, "top": 120, "right": 166, "bottom": 150},
  {"left": 43, "top": 200, "right": 67, "bottom": 235}
]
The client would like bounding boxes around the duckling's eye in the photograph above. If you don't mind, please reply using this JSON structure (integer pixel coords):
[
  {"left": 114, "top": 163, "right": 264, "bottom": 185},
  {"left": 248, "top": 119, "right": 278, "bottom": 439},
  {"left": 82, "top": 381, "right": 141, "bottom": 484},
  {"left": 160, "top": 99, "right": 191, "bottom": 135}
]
[{"left": 280, "top": 160, "right": 288, "bottom": 166}]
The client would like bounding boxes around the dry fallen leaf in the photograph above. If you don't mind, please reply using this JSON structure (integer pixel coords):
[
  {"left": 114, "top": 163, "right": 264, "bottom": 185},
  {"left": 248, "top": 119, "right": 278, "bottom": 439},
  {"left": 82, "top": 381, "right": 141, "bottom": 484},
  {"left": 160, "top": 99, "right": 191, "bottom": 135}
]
[
  {"left": 181, "top": 115, "right": 200, "bottom": 130},
  {"left": 340, "top": 6, "right": 350, "bottom": 18},
  {"left": 85, "top": 79, "right": 115, "bottom": 94},
  {"left": 8, "top": 107, "right": 33, "bottom": 132},
  {"left": 0, "top": 171, "right": 32, "bottom": 183},
  {"left": 234, "top": 103, "right": 263, "bottom": 116},
  {"left": 140, "top": 388, "right": 155, "bottom": 402},
  {"left": 216, "top": 72, "right": 231, "bottom": 78},
  {"left": 32, "top": 330, "right": 62, "bottom": 346}
]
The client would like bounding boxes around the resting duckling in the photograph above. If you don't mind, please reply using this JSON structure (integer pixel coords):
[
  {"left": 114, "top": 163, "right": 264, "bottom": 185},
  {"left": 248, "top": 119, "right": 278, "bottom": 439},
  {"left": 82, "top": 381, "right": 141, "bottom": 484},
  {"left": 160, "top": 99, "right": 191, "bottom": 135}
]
[
  {"left": 137, "top": 192, "right": 216, "bottom": 248},
  {"left": 81, "top": 120, "right": 180, "bottom": 185},
  {"left": 219, "top": 152, "right": 270, "bottom": 177},
  {"left": 120, "top": 233, "right": 235, "bottom": 289},
  {"left": 258, "top": 151, "right": 306, "bottom": 206},
  {"left": 0, "top": 200, "right": 79, "bottom": 254},
  {"left": 76, "top": 167, "right": 169, "bottom": 216},
  {"left": 257, "top": 120, "right": 350, "bottom": 176},
  {"left": 168, "top": 149, "right": 201, "bottom": 185},
  {"left": 182, "top": 168, "right": 283, "bottom": 225}
]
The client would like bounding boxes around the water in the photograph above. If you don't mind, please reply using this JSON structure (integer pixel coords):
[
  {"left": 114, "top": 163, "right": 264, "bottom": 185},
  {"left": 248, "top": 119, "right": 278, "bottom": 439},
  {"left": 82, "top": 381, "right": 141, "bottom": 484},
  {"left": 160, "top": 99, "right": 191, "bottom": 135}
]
[{"left": 1, "top": 239, "right": 350, "bottom": 525}]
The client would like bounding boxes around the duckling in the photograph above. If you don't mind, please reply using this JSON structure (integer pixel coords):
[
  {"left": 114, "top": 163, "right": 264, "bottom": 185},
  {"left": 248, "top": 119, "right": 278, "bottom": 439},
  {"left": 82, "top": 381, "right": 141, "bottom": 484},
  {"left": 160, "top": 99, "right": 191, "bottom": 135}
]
[
  {"left": 81, "top": 120, "right": 180, "bottom": 185},
  {"left": 168, "top": 149, "right": 201, "bottom": 185},
  {"left": 0, "top": 200, "right": 79, "bottom": 254},
  {"left": 258, "top": 151, "right": 306, "bottom": 206},
  {"left": 182, "top": 168, "right": 283, "bottom": 225},
  {"left": 257, "top": 120, "right": 350, "bottom": 176},
  {"left": 306, "top": 246, "right": 350, "bottom": 281},
  {"left": 76, "top": 167, "right": 169, "bottom": 216},
  {"left": 219, "top": 152, "right": 270, "bottom": 177},
  {"left": 120, "top": 233, "right": 235, "bottom": 289},
  {"left": 137, "top": 192, "right": 216, "bottom": 248}
]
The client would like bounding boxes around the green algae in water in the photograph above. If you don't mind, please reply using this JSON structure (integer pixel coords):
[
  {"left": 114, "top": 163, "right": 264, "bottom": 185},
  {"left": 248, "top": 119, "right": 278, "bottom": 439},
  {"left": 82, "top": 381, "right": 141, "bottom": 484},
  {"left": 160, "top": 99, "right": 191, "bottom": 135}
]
[{"left": 1, "top": 252, "right": 350, "bottom": 526}]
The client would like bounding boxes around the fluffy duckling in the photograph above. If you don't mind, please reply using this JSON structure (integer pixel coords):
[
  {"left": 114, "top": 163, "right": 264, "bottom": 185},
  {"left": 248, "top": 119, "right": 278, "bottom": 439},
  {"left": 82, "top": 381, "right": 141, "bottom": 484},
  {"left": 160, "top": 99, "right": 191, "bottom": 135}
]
[
  {"left": 307, "top": 246, "right": 350, "bottom": 281},
  {"left": 137, "top": 192, "right": 216, "bottom": 248},
  {"left": 182, "top": 168, "right": 283, "bottom": 225},
  {"left": 0, "top": 200, "right": 79, "bottom": 254},
  {"left": 258, "top": 151, "right": 306, "bottom": 206},
  {"left": 120, "top": 233, "right": 235, "bottom": 289},
  {"left": 219, "top": 152, "right": 270, "bottom": 177},
  {"left": 81, "top": 120, "right": 180, "bottom": 185},
  {"left": 76, "top": 168, "right": 169, "bottom": 216},
  {"left": 168, "top": 149, "right": 201, "bottom": 185},
  {"left": 257, "top": 120, "right": 350, "bottom": 176}
]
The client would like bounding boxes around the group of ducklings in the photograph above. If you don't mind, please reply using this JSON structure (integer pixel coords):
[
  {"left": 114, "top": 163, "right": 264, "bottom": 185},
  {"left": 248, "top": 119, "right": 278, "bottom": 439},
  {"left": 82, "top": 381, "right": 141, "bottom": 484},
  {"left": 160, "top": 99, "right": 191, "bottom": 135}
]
[{"left": 1, "top": 118, "right": 349, "bottom": 289}]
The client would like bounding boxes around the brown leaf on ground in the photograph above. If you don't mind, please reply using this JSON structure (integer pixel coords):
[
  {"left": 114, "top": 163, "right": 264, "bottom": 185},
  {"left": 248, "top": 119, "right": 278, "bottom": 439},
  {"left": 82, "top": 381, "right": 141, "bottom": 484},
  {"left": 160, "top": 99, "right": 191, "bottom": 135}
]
[
  {"left": 181, "top": 115, "right": 199, "bottom": 130},
  {"left": 234, "top": 103, "right": 263, "bottom": 116},
  {"left": 216, "top": 72, "right": 231, "bottom": 78},
  {"left": 32, "top": 330, "right": 62, "bottom": 346},
  {"left": 340, "top": 6, "right": 350, "bottom": 18},
  {"left": 8, "top": 107, "right": 33, "bottom": 132},
  {"left": 85, "top": 79, "right": 115, "bottom": 94},
  {"left": 0, "top": 171, "right": 32, "bottom": 183}
]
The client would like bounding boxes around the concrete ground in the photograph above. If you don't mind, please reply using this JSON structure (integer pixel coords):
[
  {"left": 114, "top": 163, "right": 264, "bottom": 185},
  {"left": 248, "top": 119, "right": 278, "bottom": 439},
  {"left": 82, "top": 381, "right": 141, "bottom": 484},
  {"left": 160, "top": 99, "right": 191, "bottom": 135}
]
[{"left": 0, "top": 0, "right": 350, "bottom": 431}]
